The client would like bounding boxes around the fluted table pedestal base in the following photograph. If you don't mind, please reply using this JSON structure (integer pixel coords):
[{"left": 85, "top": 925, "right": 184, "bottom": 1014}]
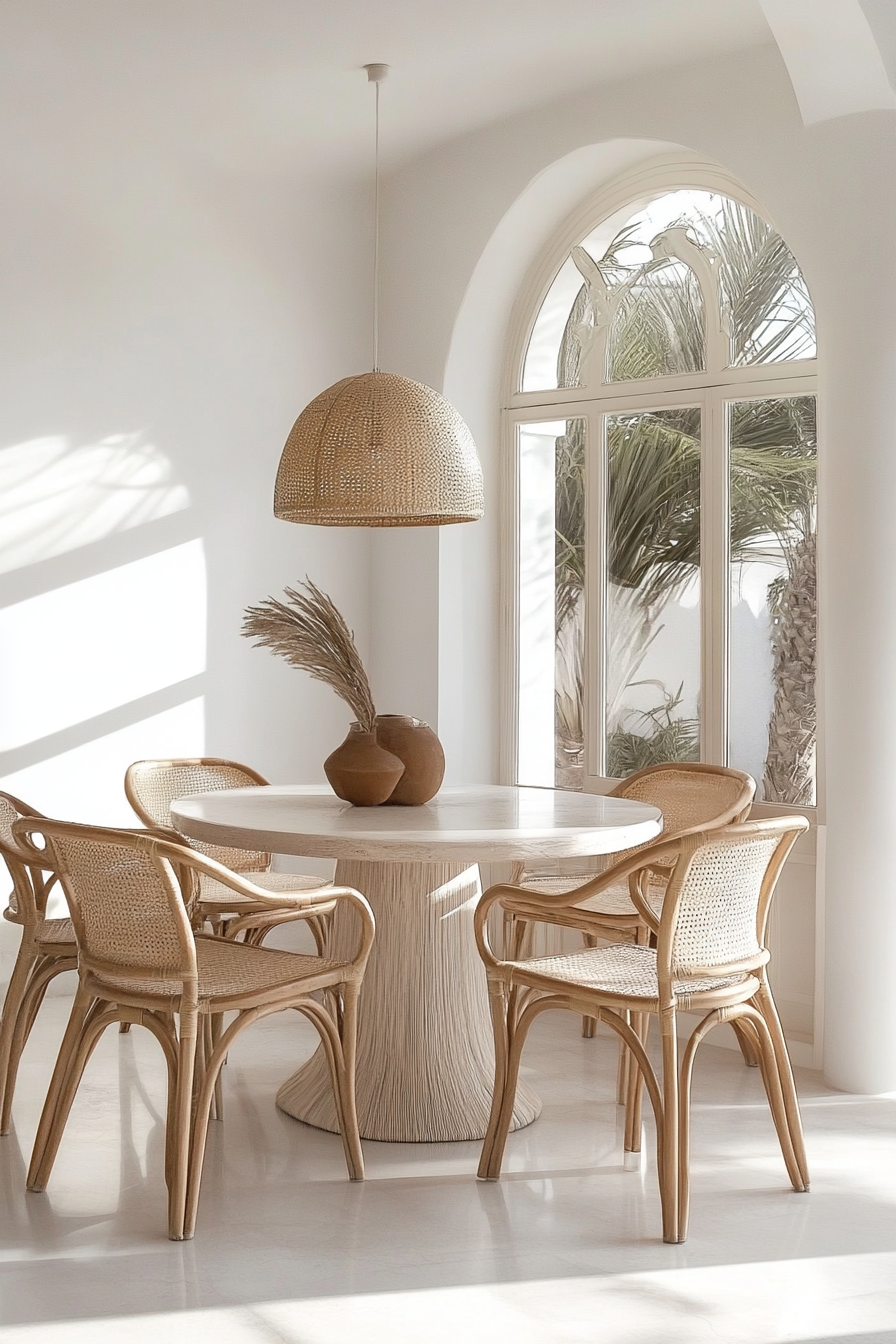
[{"left": 276, "top": 858, "right": 541, "bottom": 1142}]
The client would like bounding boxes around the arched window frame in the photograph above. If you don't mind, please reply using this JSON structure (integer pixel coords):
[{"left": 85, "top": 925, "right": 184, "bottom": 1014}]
[{"left": 501, "top": 155, "right": 819, "bottom": 816}]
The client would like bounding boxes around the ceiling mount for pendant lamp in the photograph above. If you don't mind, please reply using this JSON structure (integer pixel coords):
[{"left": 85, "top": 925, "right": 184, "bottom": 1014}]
[{"left": 274, "top": 64, "right": 484, "bottom": 528}]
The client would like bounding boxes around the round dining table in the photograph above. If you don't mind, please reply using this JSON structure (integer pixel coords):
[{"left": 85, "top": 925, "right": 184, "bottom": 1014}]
[{"left": 171, "top": 784, "right": 662, "bottom": 1144}]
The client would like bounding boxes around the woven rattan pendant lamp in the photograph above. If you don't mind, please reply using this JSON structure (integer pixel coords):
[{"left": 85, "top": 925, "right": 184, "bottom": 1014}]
[{"left": 274, "top": 65, "right": 484, "bottom": 527}]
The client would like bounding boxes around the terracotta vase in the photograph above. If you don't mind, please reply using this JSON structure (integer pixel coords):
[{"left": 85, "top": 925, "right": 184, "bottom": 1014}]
[
  {"left": 324, "top": 724, "right": 405, "bottom": 807},
  {"left": 375, "top": 715, "right": 445, "bottom": 806}
]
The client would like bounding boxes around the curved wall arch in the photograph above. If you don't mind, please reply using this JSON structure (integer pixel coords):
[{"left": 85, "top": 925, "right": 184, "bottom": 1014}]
[{"left": 377, "top": 43, "right": 896, "bottom": 1091}]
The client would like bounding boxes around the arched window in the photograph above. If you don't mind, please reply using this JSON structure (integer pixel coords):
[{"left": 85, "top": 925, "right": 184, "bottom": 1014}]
[{"left": 508, "top": 181, "right": 817, "bottom": 807}]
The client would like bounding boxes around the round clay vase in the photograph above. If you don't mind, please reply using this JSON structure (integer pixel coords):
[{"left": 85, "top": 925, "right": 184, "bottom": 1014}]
[
  {"left": 375, "top": 714, "right": 446, "bottom": 806},
  {"left": 324, "top": 724, "right": 405, "bottom": 807}
]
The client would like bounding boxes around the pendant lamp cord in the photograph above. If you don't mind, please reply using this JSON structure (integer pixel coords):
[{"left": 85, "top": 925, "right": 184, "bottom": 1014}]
[
  {"left": 373, "top": 76, "right": 380, "bottom": 374},
  {"left": 364, "top": 63, "right": 389, "bottom": 374}
]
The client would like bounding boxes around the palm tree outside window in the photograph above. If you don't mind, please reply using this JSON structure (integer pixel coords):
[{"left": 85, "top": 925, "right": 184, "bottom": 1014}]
[{"left": 511, "top": 188, "right": 817, "bottom": 806}]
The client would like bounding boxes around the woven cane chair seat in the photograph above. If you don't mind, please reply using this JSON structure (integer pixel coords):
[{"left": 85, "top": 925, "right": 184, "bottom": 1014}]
[
  {"left": 36, "top": 917, "right": 75, "bottom": 947},
  {"left": 91, "top": 936, "right": 345, "bottom": 1003},
  {"left": 513, "top": 943, "right": 750, "bottom": 1002},
  {"left": 518, "top": 872, "right": 666, "bottom": 918},
  {"left": 197, "top": 870, "right": 328, "bottom": 910}
]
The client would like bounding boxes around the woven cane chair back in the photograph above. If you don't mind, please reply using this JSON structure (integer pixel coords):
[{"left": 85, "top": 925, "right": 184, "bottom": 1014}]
[
  {"left": 607, "top": 764, "right": 755, "bottom": 871},
  {"left": 0, "top": 791, "right": 51, "bottom": 928},
  {"left": 658, "top": 818, "right": 807, "bottom": 981},
  {"left": 125, "top": 759, "right": 270, "bottom": 873},
  {"left": 27, "top": 822, "right": 196, "bottom": 983}
]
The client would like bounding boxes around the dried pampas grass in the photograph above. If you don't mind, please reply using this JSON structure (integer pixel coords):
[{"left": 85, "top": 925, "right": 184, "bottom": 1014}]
[{"left": 242, "top": 579, "right": 376, "bottom": 732}]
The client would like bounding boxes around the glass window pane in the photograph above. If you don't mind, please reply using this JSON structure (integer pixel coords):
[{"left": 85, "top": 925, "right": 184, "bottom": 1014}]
[
  {"left": 605, "top": 409, "right": 701, "bottom": 776},
  {"left": 728, "top": 396, "right": 817, "bottom": 804},
  {"left": 521, "top": 190, "right": 816, "bottom": 393},
  {"left": 521, "top": 257, "right": 585, "bottom": 392},
  {"left": 607, "top": 258, "right": 705, "bottom": 382},
  {"left": 719, "top": 201, "right": 816, "bottom": 366},
  {"left": 517, "top": 419, "right": 586, "bottom": 790}
]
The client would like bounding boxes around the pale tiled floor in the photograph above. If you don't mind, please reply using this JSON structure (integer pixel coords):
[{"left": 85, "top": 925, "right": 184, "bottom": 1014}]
[{"left": 0, "top": 992, "right": 894, "bottom": 1343}]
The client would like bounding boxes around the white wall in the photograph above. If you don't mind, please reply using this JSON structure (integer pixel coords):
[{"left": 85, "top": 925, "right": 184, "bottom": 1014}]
[
  {"left": 0, "top": 41, "right": 376, "bottom": 827},
  {"left": 376, "top": 44, "right": 896, "bottom": 1091}
]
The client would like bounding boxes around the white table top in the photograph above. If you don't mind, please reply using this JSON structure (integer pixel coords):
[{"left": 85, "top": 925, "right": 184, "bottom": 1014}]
[{"left": 171, "top": 784, "right": 662, "bottom": 864}]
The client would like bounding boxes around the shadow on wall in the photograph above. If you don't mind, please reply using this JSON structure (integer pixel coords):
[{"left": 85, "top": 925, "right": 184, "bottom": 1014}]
[{"left": 0, "top": 431, "right": 206, "bottom": 828}]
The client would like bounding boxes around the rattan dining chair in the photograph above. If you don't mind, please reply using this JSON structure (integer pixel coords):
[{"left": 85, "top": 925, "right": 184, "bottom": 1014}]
[
  {"left": 504, "top": 764, "right": 755, "bottom": 1049},
  {"left": 125, "top": 758, "right": 330, "bottom": 948},
  {"left": 476, "top": 816, "right": 810, "bottom": 1243},
  {"left": 16, "top": 818, "right": 373, "bottom": 1241},
  {"left": 0, "top": 794, "right": 189, "bottom": 1135},
  {"left": 0, "top": 792, "right": 77, "bottom": 1136}
]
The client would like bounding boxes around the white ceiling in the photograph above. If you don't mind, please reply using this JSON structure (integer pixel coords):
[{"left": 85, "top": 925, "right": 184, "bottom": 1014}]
[
  {"left": 0, "top": 1, "right": 892, "bottom": 182},
  {"left": 759, "top": 0, "right": 895, "bottom": 122},
  {"left": 0, "top": 0, "right": 773, "bottom": 176}
]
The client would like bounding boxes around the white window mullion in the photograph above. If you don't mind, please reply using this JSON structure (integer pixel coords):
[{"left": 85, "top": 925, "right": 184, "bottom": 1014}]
[
  {"left": 701, "top": 389, "right": 729, "bottom": 765},
  {"left": 584, "top": 410, "right": 605, "bottom": 779},
  {"left": 500, "top": 412, "right": 521, "bottom": 784}
]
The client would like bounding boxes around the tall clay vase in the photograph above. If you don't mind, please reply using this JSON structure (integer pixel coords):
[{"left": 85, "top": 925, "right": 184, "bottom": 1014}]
[
  {"left": 324, "top": 724, "right": 405, "bottom": 807},
  {"left": 375, "top": 715, "right": 445, "bottom": 805}
]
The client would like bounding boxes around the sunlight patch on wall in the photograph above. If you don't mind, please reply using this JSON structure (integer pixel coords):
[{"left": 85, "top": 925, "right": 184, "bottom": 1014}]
[
  {"left": 0, "top": 433, "right": 190, "bottom": 576},
  {"left": 0, "top": 541, "right": 206, "bottom": 751},
  {"left": 0, "top": 698, "right": 205, "bottom": 831}
]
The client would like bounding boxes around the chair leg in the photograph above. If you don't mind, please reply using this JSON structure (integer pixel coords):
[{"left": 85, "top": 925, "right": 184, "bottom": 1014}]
[
  {"left": 306, "top": 914, "right": 329, "bottom": 957},
  {"left": 615, "top": 924, "right": 650, "bottom": 1096},
  {"left": 752, "top": 985, "right": 809, "bottom": 1190},
  {"left": 581, "top": 934, "right": 598, "bottom": 1038},
  {"left": 502, "top": 910, "right": 516, "bottom": 960},
  {"left": 0, "top": 947, "right": 38, "bottom": 1134},
  {"left": 182, "top": 1009, "right": 250, "bottom": 1239},
  {"left": 478, "top": 992, "right": 542, "bottom": 1181},
  {"left": 333, "top": 981, "right": 364, "bottom": 1181},
  {"left": 508, "top": 916, "right": 531, "bottom": 962},
  {"left": 616, "top": 1010, "right": 632, "bottom": 1105},
  {"left": 659, "top": 1011, "right": 681, "bottom": 1244},
  {"left": 209, "top": 1014, "right": 224, "bottom": 1122},
  {"left": 675, "top": 1011, "right": 737, "bottom": 1243},
  {"left": 133, "top": 1009, "right": 179, "bottom": 1191},
  {"left": 742, "top": 1009, "right": 805, "bottom": 1193},
  {"left": 731, "top": 1019, "right": 760, "bottom": 1067},
  {"left": 27, "top": 990, "right": 109, "bottom": 1191},
  {"left": 623, "top": 1011, "right": 648, "bottom": 1155},
  {"left": 167, "top": 1014, "right": 198, "bottom": 1241},
  {"left": 478, "top": 981, "right": 511, "bottom": 1180}
]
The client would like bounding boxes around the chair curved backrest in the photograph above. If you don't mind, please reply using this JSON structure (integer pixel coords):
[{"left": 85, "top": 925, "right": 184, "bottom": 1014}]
[
  {"left": 0, "top": 791, "right": 53, "bottom": 930},
  {"left": 604, "top": 763, "right": 755, "bottom": 872},
  {"left": 654, "top": 816, "right": 809, "bottom": 989},
  {"left": 125, "top": 758, "right": 271, "bottom": 874},
  {"left": 14, "top": 819, "right": 197, "bottom": 987}
]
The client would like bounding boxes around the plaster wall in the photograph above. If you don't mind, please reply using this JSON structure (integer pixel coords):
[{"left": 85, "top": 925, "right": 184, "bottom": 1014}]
[
  {"left": 0, "top": 71, "right": 375, "bottom": 824},
  {"left": 375, "top": 44, "right": 896, "bottom": 1090}
]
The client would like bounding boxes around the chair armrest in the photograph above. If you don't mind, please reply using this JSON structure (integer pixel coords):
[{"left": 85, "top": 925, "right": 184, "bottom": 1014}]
[
  {"left": 148, "top": 837, "right": 375, "bottom": 969},
  {"left": 149, "top": 838, "right": 335, "bottom": 909},
  {"left": 477, "top": 830, "right": 694, "bottom": 957},
  {"left": 502, "top": 824, "right": 707, "bottom": 918}
]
